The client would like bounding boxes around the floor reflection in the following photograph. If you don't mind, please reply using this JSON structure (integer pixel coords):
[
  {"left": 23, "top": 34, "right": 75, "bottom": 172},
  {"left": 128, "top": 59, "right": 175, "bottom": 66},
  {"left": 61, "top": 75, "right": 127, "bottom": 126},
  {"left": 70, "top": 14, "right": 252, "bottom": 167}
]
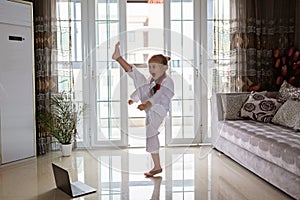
[
  {"left": 0, "top": 146, "right": 293, "bottom": 200},
  {"left": 149, "top": 176, "right": 163, "bottom": 200}
]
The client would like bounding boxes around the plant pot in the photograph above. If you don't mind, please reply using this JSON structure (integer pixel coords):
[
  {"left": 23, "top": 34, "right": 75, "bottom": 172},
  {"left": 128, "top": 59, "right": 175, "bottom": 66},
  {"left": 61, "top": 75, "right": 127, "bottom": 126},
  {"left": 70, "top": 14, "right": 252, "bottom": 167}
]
[{"left": 61, "top": 143, "right": 72, "bottom": 156}]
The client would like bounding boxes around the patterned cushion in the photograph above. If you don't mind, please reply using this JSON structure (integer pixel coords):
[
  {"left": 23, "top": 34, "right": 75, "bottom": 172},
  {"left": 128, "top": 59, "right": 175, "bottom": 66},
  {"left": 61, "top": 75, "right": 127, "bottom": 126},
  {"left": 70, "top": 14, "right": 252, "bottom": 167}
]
[
  {"left": 279, "top": 80, "right": 300, "bottom": 101},
  {"left": 240, "top": 92, "right": 283, "bottom": 123},
  {"left": 221, "top": 93, "right": 249, "bottom": 120},
  {"left": 272, "top": 100, "right": 300, "bottom": 131}
]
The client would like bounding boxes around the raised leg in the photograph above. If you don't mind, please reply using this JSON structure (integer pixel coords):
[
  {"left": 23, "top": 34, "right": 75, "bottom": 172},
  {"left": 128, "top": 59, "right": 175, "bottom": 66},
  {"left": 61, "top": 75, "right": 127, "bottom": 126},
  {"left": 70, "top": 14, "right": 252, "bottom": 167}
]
[{"left": 112, "top": 42, "right": 132, "bottom": 72}]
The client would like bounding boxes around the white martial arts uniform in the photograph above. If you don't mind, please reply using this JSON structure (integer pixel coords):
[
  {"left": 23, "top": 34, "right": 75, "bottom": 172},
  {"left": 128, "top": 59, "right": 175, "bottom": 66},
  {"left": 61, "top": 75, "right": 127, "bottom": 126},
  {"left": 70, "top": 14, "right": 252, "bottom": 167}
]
[{"left": 127, "top": 65, "right": 174, "bottom": 153}]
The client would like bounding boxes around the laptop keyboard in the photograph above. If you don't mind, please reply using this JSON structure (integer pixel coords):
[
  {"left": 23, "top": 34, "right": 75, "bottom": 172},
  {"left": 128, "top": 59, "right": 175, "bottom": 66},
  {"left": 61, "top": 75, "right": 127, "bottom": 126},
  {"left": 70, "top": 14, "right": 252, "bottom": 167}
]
[{"left": 71, "top": 184, "right": 85, "bottom": 195}]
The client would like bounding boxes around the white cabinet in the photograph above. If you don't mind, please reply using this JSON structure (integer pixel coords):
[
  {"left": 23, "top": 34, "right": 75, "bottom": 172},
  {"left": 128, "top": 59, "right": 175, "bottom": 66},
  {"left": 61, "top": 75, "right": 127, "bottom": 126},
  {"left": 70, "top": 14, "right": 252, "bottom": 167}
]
[{"left": 0, "top": 0, "right": 35, "bottom": 164}]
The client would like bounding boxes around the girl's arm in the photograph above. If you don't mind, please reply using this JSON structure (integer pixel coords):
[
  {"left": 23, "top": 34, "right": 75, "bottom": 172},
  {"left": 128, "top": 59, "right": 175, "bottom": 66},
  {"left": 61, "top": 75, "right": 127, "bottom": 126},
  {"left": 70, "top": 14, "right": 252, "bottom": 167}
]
[
  {"left": 129, "top": 89, "right": 140, "bottom": 103},
  {"left": 138, "top": 78, "right": 174, "bottom": 111}
]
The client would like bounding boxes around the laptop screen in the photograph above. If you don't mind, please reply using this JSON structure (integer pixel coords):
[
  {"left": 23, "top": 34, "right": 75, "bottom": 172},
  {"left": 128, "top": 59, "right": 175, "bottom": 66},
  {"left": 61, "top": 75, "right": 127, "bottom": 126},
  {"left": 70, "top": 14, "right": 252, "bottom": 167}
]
[{"left": 52, "top": 163, "right": 73, "bottom": 196}]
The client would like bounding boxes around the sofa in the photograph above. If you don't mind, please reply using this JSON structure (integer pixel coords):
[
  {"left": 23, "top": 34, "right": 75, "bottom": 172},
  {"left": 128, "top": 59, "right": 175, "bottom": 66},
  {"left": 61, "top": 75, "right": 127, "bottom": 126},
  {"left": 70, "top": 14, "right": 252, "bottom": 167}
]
[{"left": 212, "top": 88, "right": 300, "bottom": 199}]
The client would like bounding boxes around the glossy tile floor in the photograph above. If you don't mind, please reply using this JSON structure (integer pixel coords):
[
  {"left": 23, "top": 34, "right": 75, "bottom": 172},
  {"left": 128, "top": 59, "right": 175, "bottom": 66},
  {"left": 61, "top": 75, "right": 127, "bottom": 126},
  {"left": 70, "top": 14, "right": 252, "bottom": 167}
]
[{"left": 0, "top": 146, "right": 294, "bottom": 200}]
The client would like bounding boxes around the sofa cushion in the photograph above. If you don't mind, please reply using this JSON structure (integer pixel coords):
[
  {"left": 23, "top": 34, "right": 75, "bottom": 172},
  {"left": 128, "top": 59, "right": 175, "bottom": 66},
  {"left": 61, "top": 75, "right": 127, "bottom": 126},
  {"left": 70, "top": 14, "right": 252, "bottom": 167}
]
[
  {"left": 272, "top": 99, "right": 300, "bottom": 131},
  {"left": 279, "top": 80, "right": 300, "bottom": 101},
  {"left": 240, "top": 92, "right": 283, "bottom": 123},
  {"left": 221, "top": 93, "right": 249, "bottom": 120},
  {"left": 217, "top": 120, "right": 300, "bottom": 176}
]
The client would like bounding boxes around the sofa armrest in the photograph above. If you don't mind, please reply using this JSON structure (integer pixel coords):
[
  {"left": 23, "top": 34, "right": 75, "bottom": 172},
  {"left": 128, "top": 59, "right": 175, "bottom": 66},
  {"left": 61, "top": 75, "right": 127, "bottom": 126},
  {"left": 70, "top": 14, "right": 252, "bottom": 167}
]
[
  {"left": 214, "top": 92, "right": 251, "bottom": 121},
  {"left": 215, "top": 93, "right": 225, "bottom": 121}
]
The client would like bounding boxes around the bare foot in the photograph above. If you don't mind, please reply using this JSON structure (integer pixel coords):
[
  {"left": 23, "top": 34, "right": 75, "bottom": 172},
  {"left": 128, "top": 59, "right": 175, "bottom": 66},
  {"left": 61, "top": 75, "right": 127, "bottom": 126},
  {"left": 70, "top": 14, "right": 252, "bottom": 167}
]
[
  {"left": 112, "top": 42, "right": 121, "bottom": 60},
  {"left": 144, "top": 168, "right": 162, "bottom": 177}
]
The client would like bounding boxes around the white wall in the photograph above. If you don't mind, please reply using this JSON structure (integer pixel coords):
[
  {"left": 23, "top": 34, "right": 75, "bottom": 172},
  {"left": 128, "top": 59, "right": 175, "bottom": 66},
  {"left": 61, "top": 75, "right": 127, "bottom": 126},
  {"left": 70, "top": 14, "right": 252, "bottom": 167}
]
[{"left": 0, "top": 0, "right": 35, "bottom": 164}]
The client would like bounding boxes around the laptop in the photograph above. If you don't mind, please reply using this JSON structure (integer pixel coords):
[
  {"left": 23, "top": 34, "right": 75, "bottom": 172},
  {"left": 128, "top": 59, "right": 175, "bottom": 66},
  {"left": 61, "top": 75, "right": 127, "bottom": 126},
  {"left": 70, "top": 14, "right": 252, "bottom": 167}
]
[{"left": 52, "top": 163, "right": 96, "bottom": 198}]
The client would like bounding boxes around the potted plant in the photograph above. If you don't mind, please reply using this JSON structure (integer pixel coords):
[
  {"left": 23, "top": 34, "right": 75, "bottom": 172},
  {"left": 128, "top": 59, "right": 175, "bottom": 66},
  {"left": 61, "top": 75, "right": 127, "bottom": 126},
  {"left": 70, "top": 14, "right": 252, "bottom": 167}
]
[{"left": 38, "top": 91, "right": 85, "bottom": 156}]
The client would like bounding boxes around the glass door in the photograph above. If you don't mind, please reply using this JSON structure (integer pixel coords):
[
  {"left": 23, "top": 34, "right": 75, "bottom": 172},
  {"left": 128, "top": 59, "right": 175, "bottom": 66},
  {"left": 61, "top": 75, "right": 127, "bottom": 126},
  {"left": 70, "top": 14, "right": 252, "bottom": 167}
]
[
  {"left": 126, "top": 2, "right": 165, "bottom": 147},
  {"left": 125, "top": 0, "right": 201, "bottom": 147},
  {"left": 57, "top": 0, "right": 203, "bottom": 148},
  {"left": 167, "top": 0, "right": 201, "bottom": 145},
  {"left": 92, "top": 0, "right": 127, "bottom": 147}
]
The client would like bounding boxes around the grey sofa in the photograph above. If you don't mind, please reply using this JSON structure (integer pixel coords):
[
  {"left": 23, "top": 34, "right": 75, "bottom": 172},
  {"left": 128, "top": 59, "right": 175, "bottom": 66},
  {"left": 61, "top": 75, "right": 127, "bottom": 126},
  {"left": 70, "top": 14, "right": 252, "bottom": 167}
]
[{"left": 212, "top": 92, "right": 300, "bottom": 199}]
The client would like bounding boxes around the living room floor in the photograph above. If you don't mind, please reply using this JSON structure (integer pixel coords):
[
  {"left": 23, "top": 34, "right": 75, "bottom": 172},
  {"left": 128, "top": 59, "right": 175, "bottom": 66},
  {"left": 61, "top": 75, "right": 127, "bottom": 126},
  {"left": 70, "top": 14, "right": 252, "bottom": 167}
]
[{"left": 0, "top": 146, "right": 293, "bottom": 200}]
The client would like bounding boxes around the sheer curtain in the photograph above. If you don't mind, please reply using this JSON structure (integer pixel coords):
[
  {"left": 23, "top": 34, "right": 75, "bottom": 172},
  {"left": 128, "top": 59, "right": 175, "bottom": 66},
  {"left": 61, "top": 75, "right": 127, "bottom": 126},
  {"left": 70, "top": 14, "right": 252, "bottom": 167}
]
[
  {"left": 212, "top": 0, "right": 295, "bottom": 93},
  {"left": 34, "top": 0, "right": 73, "bottom": 154}
]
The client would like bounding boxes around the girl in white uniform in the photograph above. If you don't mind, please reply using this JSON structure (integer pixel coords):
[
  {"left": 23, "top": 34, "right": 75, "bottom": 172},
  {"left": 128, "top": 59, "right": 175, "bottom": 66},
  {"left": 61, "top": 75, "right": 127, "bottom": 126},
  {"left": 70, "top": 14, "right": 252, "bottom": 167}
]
[{"left": 112, "top": 42, "right": 174, "bottom": 177}]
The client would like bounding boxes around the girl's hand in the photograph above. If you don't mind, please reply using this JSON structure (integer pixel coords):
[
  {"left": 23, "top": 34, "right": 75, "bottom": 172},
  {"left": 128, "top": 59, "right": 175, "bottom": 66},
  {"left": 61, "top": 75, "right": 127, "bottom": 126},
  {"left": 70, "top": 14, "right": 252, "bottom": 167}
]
[
  {"left": 137, "top": 101, "right": 152, "bottom": 111},
  {"left": 128, "top": 100, "right": 134, "bottom": 105},
  {"left": 137, "top": 104, "right": 146, "bottom": 111}
]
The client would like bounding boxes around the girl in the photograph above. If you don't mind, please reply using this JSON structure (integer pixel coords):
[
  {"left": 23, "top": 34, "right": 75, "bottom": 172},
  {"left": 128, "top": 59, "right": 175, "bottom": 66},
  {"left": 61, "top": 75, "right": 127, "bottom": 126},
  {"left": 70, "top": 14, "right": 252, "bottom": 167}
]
[{"left": 112, "top": 42, "right": 174, "bottom": 177}]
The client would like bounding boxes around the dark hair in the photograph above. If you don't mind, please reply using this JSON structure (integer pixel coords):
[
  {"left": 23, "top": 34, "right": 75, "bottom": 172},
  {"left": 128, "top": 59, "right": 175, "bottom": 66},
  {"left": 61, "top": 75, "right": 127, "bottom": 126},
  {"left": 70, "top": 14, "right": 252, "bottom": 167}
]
[{"left": 148, "top": 54, "right": 171, "bottom": 65}]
